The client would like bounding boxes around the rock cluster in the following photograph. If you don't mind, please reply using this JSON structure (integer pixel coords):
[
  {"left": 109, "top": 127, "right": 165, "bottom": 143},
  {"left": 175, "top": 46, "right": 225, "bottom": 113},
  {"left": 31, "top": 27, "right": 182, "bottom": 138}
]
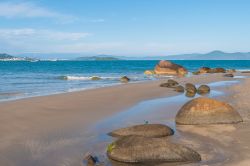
[{"left": 154, "top": 60, "right": 188, "bottom": 75}]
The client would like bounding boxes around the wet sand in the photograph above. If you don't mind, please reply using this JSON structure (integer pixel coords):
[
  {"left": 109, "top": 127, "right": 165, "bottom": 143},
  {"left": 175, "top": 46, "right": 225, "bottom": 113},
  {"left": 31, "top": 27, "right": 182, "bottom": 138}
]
[{"left": 0, "top": 73, "right": 249, "bottom": 166}]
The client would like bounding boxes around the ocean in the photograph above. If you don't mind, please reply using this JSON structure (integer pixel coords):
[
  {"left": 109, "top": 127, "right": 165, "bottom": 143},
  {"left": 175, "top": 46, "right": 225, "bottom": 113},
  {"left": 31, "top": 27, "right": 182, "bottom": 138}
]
[{"left": 0, "top": 60, "right": 250, "bottom": 102}]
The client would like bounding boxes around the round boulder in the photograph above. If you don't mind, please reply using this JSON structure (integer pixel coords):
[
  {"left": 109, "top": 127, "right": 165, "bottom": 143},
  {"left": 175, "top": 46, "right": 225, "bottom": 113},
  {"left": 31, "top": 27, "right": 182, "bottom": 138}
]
[
  {"left": 197, "top": 85, "right": 210, "bottom": 95},
  {"left": 185, "top": 83, "right": 197, "bottom": 94},
  {"left": 108, "top": 124, "right": 174, "bottom": 138},
  {"left": 174, "top": 85, "right": 185, "bottom": 93},
  {"left": 160, "top": 79, "right": 179, "bottom": 88},
  {"left": 185, "top": 92, "right": 196, "bottom": 98},
  {"left": 107, "top": 136, "right": 201, "bottom": 163},
  {"left": 154, "top": 60, "right": 187, "bottom": 75},
  {"left": 176, "top": 97, "right": 243, "bottom": 125},
  {"left": 120, "top": 76, "right": 130, "bottom": 83}
]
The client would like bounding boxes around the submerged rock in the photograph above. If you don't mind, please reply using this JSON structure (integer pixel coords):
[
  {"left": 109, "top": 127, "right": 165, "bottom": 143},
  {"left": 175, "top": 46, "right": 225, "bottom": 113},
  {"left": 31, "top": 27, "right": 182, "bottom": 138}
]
[
  {"left": 174, "top": 85, "right": 185, "bottom": 93},
  {"left": 197, "top": 85, "right": 210, "bottom": 95},
  {"left": 120, "top": 76, "right": 130, "bottom": 83},
  {"left": 154, "top": 60, "right": 187, "bottom": 75},
  {"left": 107, "top": 136, "right": 201, "bottom": 164},
  {"left": 91, "top": 76, "right": 101, "bottom": 80},
  {"left": 108, "top": 124, "right": 174, "bottom": 138},
  {"left": 176, "top": 97, "right": 243, "bottom": 125},
  {"left": 83, "top": 154, "right": 97, "bottom": 166}
]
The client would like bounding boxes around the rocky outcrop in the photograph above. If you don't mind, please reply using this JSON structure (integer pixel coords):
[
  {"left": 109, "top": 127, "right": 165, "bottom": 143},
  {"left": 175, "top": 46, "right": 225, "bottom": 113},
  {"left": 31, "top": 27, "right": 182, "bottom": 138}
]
[
  {"left": 154, "top": 60, "right": 187, "bottom": 75},
  {"left": 120, "top": 76, "right": 130, "bottom": 83},
  {"left": 108, "top": 124, "right": 174, "bottom": 138},
  {"left": 198, "top": 67, "right": 211, "bottom": 74},
  {"left": 176, "top": 97, "right": 243, "bottom": 125},
  {"left": 208, "top": 68, "right": 226, "bottom": 73},
  {"left": 197, "top": 85, "right": 210, "bottom": 95},
  {"left": 107, "top": 136, "right": 201, "bottom": 163}
]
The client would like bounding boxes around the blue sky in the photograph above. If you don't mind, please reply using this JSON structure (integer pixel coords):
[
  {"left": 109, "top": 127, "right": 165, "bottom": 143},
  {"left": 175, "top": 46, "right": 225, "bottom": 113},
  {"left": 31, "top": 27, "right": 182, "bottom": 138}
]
[{"left": 0, "top": 0, "right": 250, "bottom": 57}]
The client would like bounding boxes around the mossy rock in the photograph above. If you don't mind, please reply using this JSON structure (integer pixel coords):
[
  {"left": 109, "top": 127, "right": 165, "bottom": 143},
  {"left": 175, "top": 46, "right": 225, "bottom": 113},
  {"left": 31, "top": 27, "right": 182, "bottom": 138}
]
[
  {"left": 91, "top": 76, "right": 101, "bottom": 80},
  {"left": 107, "top": 136, "right": 201, "bottom": 164}
]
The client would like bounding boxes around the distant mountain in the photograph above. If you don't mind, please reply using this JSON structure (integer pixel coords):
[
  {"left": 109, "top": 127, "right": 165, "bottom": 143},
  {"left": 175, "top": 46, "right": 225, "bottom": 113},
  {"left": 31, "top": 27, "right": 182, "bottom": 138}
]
[
  {"left": 75, "top": 55, "right": 121, "bottom": 61},
  {"left": 143, "top": 51, "right": 250, "bottom": 60}
]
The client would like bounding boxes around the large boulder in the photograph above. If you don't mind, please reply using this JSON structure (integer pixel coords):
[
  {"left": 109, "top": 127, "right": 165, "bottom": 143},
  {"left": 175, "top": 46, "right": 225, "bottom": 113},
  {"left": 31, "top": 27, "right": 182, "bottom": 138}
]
[
  {"left": 108, "top": 124, "right": 174, "bottom": 138},
  {"left": 197, "top": 85, "right": 210, "bottom": 95},
  {"left": 154, "top": 60, "right": 187, "bottom": 75},
  {"left": 107, "top": 136, "right": 201, "bottom": 163},
  {"left": 176, "top": 97, "right": 243, "bottom": 125}
]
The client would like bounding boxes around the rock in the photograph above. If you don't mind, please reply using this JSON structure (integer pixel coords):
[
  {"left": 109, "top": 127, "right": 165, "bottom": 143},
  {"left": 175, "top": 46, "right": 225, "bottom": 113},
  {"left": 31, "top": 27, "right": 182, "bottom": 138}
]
[
  {"left": 154, "top": 60, "right": 187, "bottom": 75},
  {"left": 198, "top": 67, "right": 211, "bottom": 74},
  {"left": 120, "top": 76, "right": 130, "bottom": 83},
  {"left": 224, "top": 73, "right": 234, "bottom": 77},
  {"left": 174, "top": 85, "right": 185, "bottom": 93},
  {"left": 241, "top": 71, "right": 250, "bottom": 73},
  {"left": 185, "top": 92, "right": 196, "bottom": 98},
  {"left": 168, "top": 79, "right": 179, "bottom": 86},
  {"left": 160, "top": 79, "right": 179, "bottom": 88},
  {"left": 208, "top": 68, "right": 226, "bottom": 73},
  {"left": 107, "top": 135, "right": 201, "bottom": 163},
  {"left": 108, "top": 124, "right": 174, "bottom": 138},
  {"left": 144, "top": 70, "right": 155, "bottom": 75},
  {"left": 175, "top": 97, "right": 243, "bottom": 125},
  {"left": 83, "top": 154, "right": 97, "bottom": 166},
  {"left": 227, "top": 69, "right": 236, "bottom": 73},
  {"left": 197, "top": 85, "right": 210, "bottom": 95},
  {"left": 91, "top": 76, "right": 101, "bottom": 80},
  {"left": 185, "top": 83, "right": 197, "bottom": 94}
]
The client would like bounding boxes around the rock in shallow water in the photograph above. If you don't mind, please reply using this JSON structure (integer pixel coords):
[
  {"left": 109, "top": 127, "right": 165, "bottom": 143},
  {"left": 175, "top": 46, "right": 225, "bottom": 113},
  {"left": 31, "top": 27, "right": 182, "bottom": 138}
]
[
  {"left": 107, "top": 136, "right": 201, "bottom": 164},
  {"left": 176, "top": 97, "right": 243, "bottom": 125},
  {"left": 197, "top": 85, "right": 210, "bottom": 95},
  {"left": 174, "top": 85, "right": 185, "bottom": 93},
  {"left": 185, "top": 83, "right": 197, "bottom": 94},
  {"left": 120, "top": 76, "right": 130, "bottom": 83},
  {"left": 108, "top": 124, "right": 174, "bottom": 138}
]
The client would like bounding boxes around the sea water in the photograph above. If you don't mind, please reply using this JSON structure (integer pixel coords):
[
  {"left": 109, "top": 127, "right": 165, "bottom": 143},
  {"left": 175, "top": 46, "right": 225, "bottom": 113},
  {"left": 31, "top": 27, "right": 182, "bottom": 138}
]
[{"left": 0, "top": 60, "right": 250, "bottom": 101}]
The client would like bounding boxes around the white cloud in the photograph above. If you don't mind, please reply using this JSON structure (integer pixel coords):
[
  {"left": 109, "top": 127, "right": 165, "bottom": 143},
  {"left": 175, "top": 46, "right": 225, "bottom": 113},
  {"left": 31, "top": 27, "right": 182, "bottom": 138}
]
[
  {"left": 0, "top": 28, "right": 90, "bottom": 41},
  {"left": 0, "top": 2, "right": 77, "bottom": 23}
]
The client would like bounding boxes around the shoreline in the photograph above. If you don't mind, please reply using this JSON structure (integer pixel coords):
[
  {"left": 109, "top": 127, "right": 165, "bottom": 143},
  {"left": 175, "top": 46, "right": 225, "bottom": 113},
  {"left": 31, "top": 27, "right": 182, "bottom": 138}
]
[{"left": 0, "top": 73, "right": 249, "bottom": 166}]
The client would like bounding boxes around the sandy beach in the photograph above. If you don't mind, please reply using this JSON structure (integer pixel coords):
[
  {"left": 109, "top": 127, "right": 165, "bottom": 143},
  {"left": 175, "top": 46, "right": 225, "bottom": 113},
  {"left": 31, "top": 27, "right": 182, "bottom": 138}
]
[{"left": 0, "top": 72, "right": 250, "bottom": 166}]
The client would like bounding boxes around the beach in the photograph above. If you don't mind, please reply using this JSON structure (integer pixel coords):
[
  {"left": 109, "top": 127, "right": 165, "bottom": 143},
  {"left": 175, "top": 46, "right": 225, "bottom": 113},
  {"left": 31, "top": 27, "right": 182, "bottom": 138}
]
[{"left": 0, "top": 72, "right": 250, "bottom": 166}]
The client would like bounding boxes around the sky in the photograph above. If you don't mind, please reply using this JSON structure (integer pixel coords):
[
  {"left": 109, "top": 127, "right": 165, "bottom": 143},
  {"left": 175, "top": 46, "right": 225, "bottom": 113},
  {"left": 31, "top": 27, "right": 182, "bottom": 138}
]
[{"left": 0, "top": 0, "right": 250, "bottom": 58}]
